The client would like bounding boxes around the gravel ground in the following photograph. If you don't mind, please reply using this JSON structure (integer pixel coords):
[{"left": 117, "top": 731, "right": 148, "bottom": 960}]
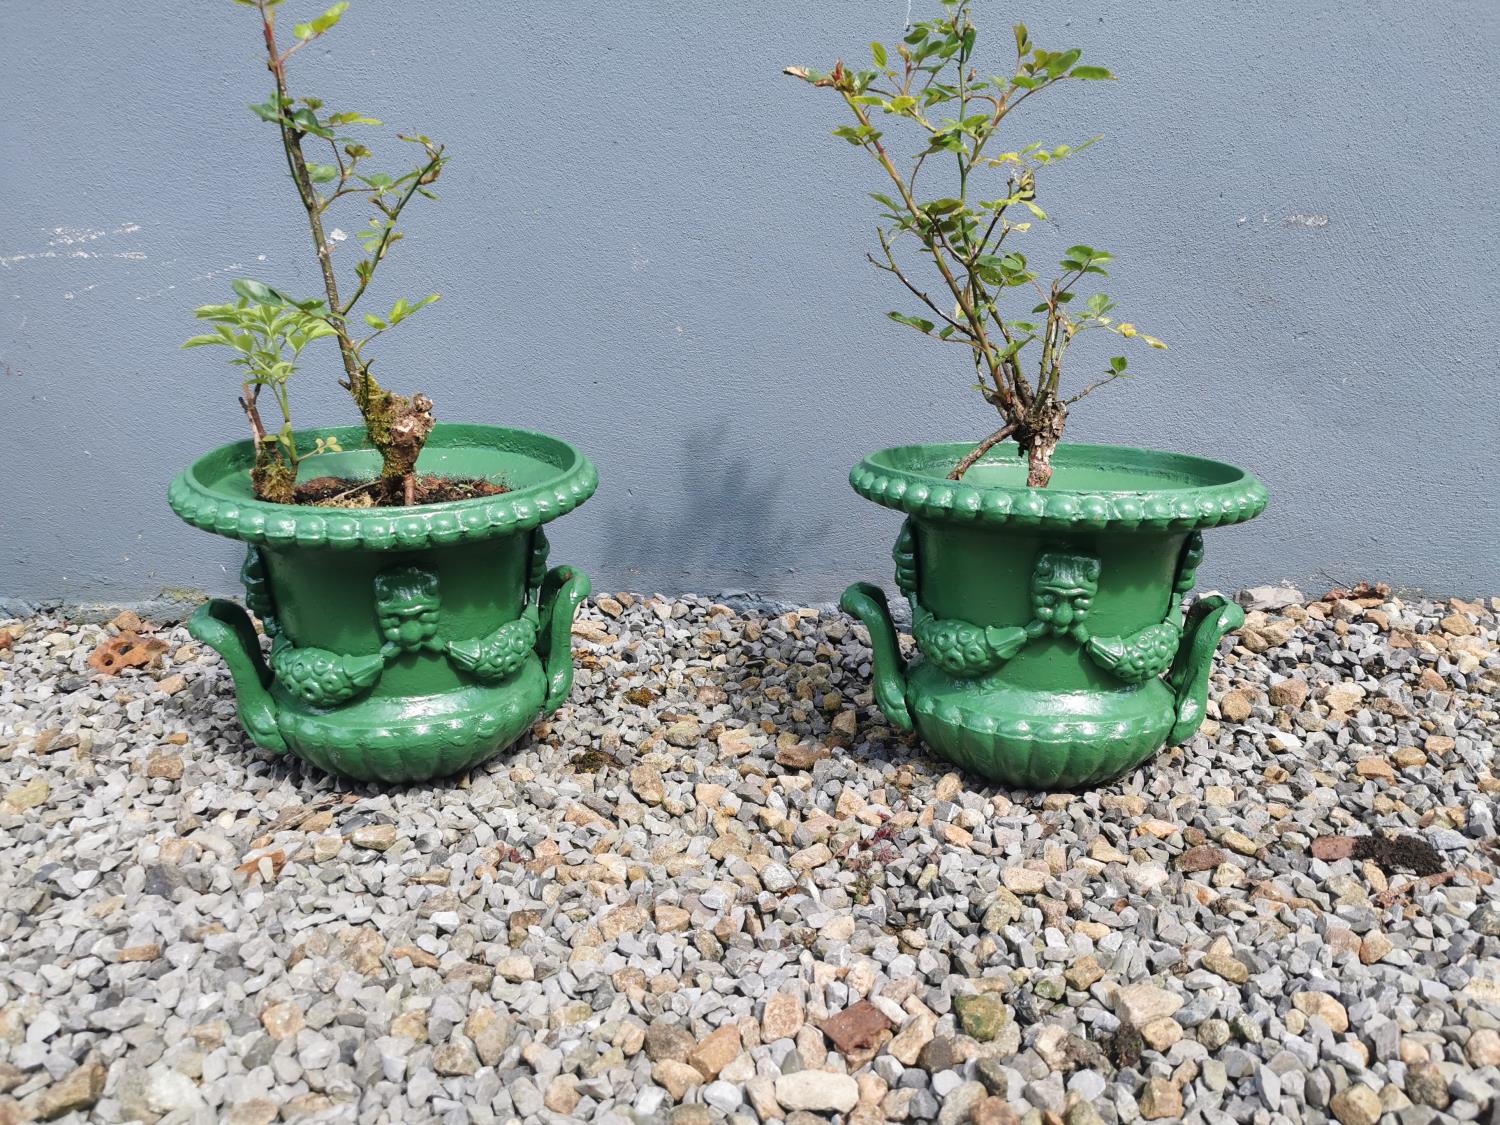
[{"left": 1, "top": 586, "right": 1498, "bottom": 1125}]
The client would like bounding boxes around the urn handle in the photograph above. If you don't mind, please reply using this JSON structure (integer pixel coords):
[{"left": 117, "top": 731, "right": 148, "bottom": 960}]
[
  {"left": 839, "top": 581, "right": 913, "bottom": 731},
  {"left": 187, "top": 599, "right": 288, "bottom": 753},
  {"left": 535, "top": 565, "right": 591, "bottom": 714},
  {"left": 1166, "top": 593, "right": 1246, "bottom": 746}
]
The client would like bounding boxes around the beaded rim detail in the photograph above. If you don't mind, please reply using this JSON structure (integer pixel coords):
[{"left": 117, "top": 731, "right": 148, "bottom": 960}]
[
  {"left": 168, "top": 423, "right": 597, "bottom": 550},
  {"left": 850, "top": 441, "right": 1267, "bottom": 531}
]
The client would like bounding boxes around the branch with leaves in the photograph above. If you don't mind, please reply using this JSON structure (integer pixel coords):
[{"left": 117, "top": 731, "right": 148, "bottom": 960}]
[
  {"left": 185, "top": 0, "right": 448, "bottom": 504},
  {"left": 183, "top": 283, "right": 338, "bottom": 502},
  {"left": 787, "top": 0, "right": 1165, "bottom": 486}
]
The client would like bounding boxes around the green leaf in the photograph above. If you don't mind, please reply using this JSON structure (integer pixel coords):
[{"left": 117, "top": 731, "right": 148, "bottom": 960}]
[
  {"left": 384, "top": 293, "right": 440, "bottom": 326},
  {"left": 1044, "top": 48, "right": 1081, "bottom": 77},
  {"left": 248, "top": 96, "right": 284, "bottom": 124},
  {"left": 887, "top": 311, "right": 936, "bottom": 334},
  {"left": 294, "top": 0, "right": 348, "bottom": 40},
  {"left": 288, "top": 107, "right": 334, "bottom": 138},
  {"left": 831, "top": 124, "right": 879, "bottom": 145},
  {"left": 364, "top": 313, "right": 386, "bottom": 330},
  {"left": 181, "top": 334, "right": 226, "bottom": 349},
  {"left": 871, "top": 41, "right": 887, "bottom": 67},
  {"left": 231, "top": 278, "right": 277, "bottom": 305},
  {"left": 1060, "top": 245, "right": 1113, "bottom": 275},
  {"left": 1069, "top": 65, "right": 1114, "bottom": 80},
  {"left": 1012, "top": 23, "right": 1030, "bottom": 54},
  {"left": 306, "top": 163, "right": 338, "bottom": 183},
  {"left": 1109, "top": 355, "right": 1128, "bottom": 373},
  {"left": 924, "top": 127, "right": 966, "bottom": 154}
]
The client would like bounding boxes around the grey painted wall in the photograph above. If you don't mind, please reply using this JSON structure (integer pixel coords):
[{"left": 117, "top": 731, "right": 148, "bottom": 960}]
[{"left": 3, "top": 0, "right": 1497, "bottom": 611}]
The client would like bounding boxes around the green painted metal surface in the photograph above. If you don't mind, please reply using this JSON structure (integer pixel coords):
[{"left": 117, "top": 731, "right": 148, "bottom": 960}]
[
  {"left": 168, "top": 423, "right": 597, "bottom": 783},
  {"left": 841, "top": 441, "right": 1267, "bottom": 790}
]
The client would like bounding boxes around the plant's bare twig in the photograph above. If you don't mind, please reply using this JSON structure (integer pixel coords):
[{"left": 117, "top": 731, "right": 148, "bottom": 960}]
[
  {"left": 1064, "top": 370, "right": 1126, "bottom": 405},
  {"left": 947, "top": 423, "right": 1016, "bottom": 479}
]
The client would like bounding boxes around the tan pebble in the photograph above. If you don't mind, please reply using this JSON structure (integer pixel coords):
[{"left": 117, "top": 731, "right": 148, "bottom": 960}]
[
  {"left": 259, "top": 1001, "right": 304, "bottom": 1041},
  {"left": 349, "top": 824, "right": 396, "bottom": 851},
  {"left": 1292, "top": 991, "right": 1349, "bottom": 1033},
  {"left": 1268, "top": 677, "right": 1309, "bottom": 708},
  {"left": 1466, "top": 1028, "right": 1500, "bottom": 1067},
  {"left": 1001, "top": 867, "right": 1047, "bottom": 894},
  {"left": 146, "top": 752, "right": 183, "bottom": 780},
  {"left": 1359, "top": 932, "right": 1394, "bottom": 965},
  {"left": 1219, "top": 689, "right": 1252, "bottom": 723},
  {"left": 1139, "top": 1017, "right": 1183, "bottom": 1051}
]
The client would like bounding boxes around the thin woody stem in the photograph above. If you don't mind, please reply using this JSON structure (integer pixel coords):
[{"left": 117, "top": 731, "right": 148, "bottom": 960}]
[
  {"left": 339, "top": 152, "right": 443, "bottom": 317},
  {"left": 870, "top": 236, "right": 967, "bottom": 337},
  {"left": 841, "top": 92, "right": 1016, "bottom": 415},
  {"left": 947, "top": 423, "right": 1016, "bottom": 480},
  {"left": 792, "top": 11, "right": 1140, "bottom": 490},
  {"left": 256, "top": 2, "right": 362, "bottom": 395},
  {"left": 251, "top": 0, "right": 438, "bottom": 506},
  {"left": 239, "top": 383, "right": 269, "bottom": 444},
  {"left": 1064, "top": 369, "right": 1125, "bottom": 405}
]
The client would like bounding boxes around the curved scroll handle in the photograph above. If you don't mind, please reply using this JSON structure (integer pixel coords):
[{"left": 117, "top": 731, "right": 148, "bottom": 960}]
[
  {"left": 840, "top": 581, "right": 913, "bottom": 732},
  {"left": 186, "top": 599, "right": 288, "bottom": 753},
  {"left": 535, "top": 565, "right": 591, "bottom": 714},
  {"left": 1166, "top": 593, "right": 1246, "bottom": 746}
]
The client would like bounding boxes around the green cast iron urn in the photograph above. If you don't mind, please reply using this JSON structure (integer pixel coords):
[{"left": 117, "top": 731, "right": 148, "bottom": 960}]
[
  {"left": 167, "top": 422, "right": 597, "bottom": 783},
  {"left": 840, "top": 441, "right": 1266, "bottom": 790}
]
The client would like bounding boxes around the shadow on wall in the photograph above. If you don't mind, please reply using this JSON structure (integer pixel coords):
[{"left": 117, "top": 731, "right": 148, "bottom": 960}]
[{"left": 601, "top": 426, "right": 830, "bottom": 598}]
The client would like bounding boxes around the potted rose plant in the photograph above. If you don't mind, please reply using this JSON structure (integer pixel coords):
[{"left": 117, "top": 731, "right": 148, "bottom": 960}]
[
  {"left": 169, "top": 0, "right": 596, "bottom": 783},
  {"left": 788, "top": 1, "right": 1266, "bottom": 788}
]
